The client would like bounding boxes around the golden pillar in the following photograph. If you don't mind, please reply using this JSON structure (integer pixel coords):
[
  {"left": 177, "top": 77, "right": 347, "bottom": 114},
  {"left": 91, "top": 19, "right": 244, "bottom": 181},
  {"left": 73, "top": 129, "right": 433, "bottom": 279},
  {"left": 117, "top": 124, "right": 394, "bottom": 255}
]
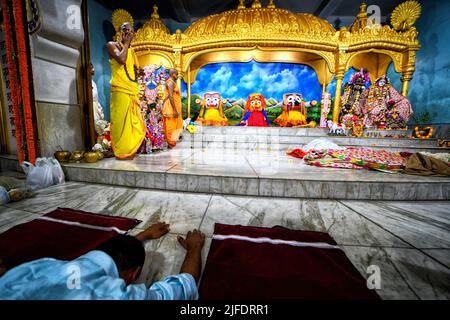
[
  {"left": 401, "top": 73, "right": 412, "bottom": 97},
  {"left": 187, "top": 66, "right": 191, "bottom": 119},
  {"left": 332, "top": 73, "right": 344, "bottom": 123},
  {"left": 332, "top": 49, "right": 348, "bottom": 123}
]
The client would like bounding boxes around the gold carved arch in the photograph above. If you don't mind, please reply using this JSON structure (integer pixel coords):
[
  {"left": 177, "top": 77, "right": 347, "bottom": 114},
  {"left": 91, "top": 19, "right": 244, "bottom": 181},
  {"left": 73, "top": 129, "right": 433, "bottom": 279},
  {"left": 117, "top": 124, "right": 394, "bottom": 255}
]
[
  {"left": 112, "top": 0, "right": 421, "bottom": 122},
  {"left": 184, "top": 47, "right": 335, "bottom": 87},
  {"left": 346, "top": 50, "right": 403, "bottom": 83}
]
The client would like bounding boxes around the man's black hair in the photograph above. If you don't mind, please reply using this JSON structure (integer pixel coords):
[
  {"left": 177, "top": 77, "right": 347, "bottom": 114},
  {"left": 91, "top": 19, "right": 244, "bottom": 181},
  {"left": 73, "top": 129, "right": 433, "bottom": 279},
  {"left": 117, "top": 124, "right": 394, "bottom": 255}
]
[{"left": 96, "top": 235, "right": 145, "bottom": 272}]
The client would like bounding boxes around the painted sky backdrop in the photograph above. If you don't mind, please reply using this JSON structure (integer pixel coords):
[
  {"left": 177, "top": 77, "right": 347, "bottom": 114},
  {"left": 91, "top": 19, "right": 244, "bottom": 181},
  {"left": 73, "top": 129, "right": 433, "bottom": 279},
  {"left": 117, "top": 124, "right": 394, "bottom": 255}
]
[{"left": 182, "top": 61, "right": 357, "bottom": 102}]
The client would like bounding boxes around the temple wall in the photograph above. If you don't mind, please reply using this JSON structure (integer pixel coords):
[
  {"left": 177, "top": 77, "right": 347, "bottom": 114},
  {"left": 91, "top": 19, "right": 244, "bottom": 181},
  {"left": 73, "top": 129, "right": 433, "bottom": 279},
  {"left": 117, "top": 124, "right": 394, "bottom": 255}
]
[
  {"left": 30, "top": 0, "right": 85, "bottom": 156},
  {"left": 388, "top": 0, "right": 450, "bottom": 137}
]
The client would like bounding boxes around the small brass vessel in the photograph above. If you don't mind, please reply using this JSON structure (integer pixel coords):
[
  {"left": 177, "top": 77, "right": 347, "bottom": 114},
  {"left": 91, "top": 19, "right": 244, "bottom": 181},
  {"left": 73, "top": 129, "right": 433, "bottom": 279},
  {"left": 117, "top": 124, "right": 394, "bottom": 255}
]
[
  {"left": 70, "top": 150, "right": 84, "bottom": 162},
  {"left": 54, "top": 151, "right": 71, "bottom": 163},
  {"left": 95, "top": 151, "right": 104, "bottom": 160},
  {"left": 84, "top": 151, "right": 99, "bottom": 163}
]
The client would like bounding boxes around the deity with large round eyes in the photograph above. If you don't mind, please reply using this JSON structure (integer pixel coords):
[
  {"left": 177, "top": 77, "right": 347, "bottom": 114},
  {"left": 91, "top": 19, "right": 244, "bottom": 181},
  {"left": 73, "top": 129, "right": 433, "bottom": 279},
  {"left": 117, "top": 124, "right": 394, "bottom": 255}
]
[
  {"left": 274, "top": 93, "right": 317, "bottom": 127},
  {"left": 238, "top": 93, "right": 270, "bottom": 127},
  {"left": 196, "top": 92, "right": 228, "bottom": 126}
]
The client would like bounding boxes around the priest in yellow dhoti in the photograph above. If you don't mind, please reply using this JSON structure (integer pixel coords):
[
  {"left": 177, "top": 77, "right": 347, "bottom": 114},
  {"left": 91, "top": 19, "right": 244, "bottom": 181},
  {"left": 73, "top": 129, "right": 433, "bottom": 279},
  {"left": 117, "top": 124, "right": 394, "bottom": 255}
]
[
  {"left": 162, "top": 69, "right": 183, "bottom": 148},
  {"left": 107, "top": 22, "right": 145, "bottom": 160}
]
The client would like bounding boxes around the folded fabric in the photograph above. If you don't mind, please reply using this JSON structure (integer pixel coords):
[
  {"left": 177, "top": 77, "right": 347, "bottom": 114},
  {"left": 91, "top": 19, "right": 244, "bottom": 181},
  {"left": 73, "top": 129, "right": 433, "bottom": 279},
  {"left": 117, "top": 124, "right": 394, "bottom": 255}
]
[
  {"left": 287, "top": 149, "right": 307, "bottom": 159},
  {"left": 199, "top": 223, "right": 380, "bottom": 300},
  {"left": 403, "top": 153, "right": 450, "bottom": 176},
  {"left": 0, "top": 208, "right": 141, "bottom": 271},
  {"left": 303, "top": 138, "right": 344, "bottom": 151}
]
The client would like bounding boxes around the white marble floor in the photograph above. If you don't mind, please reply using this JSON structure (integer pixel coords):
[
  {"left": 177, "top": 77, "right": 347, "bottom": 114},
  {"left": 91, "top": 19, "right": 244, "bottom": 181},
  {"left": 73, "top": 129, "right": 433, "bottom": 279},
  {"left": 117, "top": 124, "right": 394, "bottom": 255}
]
[{"left": 0, "top": 181, "right": 449, "bottom": 300}]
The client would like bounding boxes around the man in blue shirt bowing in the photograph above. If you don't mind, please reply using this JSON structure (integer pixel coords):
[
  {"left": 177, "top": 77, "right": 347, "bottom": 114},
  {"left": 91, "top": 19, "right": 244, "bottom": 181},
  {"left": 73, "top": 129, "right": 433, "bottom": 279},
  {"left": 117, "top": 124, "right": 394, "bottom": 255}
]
[{"left": 0, "top": 222, "right": 205, "bottom": 300}]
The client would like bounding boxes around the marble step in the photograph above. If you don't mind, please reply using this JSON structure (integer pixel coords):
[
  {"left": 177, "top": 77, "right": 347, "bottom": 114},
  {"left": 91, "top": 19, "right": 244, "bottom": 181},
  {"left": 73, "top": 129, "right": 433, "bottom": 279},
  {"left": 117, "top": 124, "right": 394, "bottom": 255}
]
[
  {"left": 2, "top": 154, "right": 449, "bottom": 200},
  {"left": 175, "top": 143, "right": 446, "bottom": 154},
  {"left": 177, "top": 138, "right": 446, "bottom": 153},
  {"left": 183, "top": 134, "right": 439, "bottom": 148}
]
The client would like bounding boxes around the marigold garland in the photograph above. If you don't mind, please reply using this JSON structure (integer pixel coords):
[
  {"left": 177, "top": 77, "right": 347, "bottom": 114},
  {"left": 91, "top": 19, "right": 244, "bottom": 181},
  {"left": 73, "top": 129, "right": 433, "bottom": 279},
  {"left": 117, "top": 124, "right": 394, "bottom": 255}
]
[
  {"left": 13, "top": 0, "right": 37, "bottom": 163},
  {"left": 414, "top": 126, "right": 433, "bottom": 139},
  {"left": 2, "top": 0, "right": 24, "bottom": 163},
  {"left": 1, "top": 0, "right": 37, "bottom": 164}
]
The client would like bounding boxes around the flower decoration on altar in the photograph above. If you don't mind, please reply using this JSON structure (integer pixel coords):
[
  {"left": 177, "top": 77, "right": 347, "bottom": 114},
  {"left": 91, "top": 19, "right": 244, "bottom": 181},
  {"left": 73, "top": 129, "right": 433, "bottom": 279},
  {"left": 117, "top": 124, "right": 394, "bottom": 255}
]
[
  {"left": 349, "top": 68, "right": 370, "bottom": 86},
  {"left": 137, "top": 64, "right": 169, "bottom": 153}
]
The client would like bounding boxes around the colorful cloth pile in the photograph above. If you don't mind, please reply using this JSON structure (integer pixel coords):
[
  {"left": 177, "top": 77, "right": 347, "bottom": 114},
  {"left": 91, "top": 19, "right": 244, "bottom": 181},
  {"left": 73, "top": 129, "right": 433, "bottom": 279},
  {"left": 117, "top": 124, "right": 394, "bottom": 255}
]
[{"left": 296, "top": 147, "right": 407, "bottom": 172}]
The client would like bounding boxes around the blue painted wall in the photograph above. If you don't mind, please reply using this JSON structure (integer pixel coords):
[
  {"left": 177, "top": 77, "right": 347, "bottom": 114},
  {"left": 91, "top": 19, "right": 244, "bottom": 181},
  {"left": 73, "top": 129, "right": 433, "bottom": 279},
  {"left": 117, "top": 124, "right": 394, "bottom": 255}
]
[
  {"left": 388, "top": 0, "right": 450, "bottom": 125},
  {"left": 88, "top": 0, "right": 115, "bottom": 121}
]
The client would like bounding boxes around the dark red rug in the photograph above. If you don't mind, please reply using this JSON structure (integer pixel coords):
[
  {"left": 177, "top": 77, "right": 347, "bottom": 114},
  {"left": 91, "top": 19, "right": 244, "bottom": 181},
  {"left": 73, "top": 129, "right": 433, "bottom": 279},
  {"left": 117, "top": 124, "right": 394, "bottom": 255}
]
[
  {"left": 199, "top": 224, "right": 380, "bottom": 300},
  {"left": 0, "top": 208, "right": 141, "bottom": 270}
]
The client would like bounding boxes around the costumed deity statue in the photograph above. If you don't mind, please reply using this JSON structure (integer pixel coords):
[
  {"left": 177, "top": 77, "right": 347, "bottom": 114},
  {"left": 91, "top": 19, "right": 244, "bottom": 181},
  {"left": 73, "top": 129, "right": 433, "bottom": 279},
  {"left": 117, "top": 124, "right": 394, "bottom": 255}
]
[
  {"left": 274, "top": 93, "right": 317, "bottom": 127},
  {"left": 239, "top": 93, "right": 270, "bottom": 127},
  {"left": 362, "top": 75, "right": 413, "bottom": 129},
  {"left": 195, "top": 92, "right": 228, "bottom": 126},
  {"left": 319, "top": 92, "right": 331, "bottom": 128},
  {"left": 340, "top": 68, "right": 370, "bottom": 129},
  {"left": 90, "top": 63, "right": 111, "bottom": 151},
  {"left": 138, "top": 65, "right": 166, "bottom": 153}
]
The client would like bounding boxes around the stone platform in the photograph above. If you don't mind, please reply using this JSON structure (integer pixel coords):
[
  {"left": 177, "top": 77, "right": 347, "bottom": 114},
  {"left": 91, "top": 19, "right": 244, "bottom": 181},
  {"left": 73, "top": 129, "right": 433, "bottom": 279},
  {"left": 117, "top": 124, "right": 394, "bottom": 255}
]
[
  {"left": 1, "top": 127, "right": 449, "bottom": 201},
  {"left": 179, "top": 126, "right": 445, "bottom": 153}
]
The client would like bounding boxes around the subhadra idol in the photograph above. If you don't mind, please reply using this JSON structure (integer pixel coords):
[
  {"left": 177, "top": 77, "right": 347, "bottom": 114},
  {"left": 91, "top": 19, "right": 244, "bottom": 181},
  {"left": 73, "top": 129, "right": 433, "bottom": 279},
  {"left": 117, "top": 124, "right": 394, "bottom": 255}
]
[
  {"left": 239, "top": 93, "right": 270, "bottom": 127},
  {"left": 275, "top": 93, "right": 317, "bottom": 127},
  {"left": 196, "top": 92, "right": 228, "bottom": 126}
]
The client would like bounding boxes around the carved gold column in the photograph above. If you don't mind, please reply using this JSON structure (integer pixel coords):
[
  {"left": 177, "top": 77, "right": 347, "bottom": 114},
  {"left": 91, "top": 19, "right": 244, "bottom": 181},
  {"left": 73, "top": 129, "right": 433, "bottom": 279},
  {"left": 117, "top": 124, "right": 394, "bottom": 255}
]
[
  {"left": 332, "top": 49, "right": 348, "bottom": 123},
  {"left": 187, "top": 66, "right": 191, "bottom": 119},
  {"left": 401, "top": 50, "right": 416, "bottom": 97}
]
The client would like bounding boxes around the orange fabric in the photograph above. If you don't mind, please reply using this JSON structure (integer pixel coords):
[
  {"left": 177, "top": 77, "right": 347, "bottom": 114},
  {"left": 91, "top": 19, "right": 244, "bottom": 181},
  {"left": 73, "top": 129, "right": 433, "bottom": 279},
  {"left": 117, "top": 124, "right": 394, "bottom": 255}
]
[
  {"left": 162, "top": 78, "right": 183, "bottom": 146},
  {"left": 163, "top": 116, "right": 183, "bottom": 147}
]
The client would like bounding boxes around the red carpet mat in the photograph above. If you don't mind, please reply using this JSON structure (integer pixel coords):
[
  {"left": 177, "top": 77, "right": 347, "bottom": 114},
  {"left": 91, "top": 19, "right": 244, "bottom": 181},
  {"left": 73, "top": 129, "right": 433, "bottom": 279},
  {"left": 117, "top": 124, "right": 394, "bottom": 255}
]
[
  {"left": 199, "top": 224, "right": 380, "bottom": 300},
  {"left": 0, "top": 208, "right": 141, "bottom": 270}
]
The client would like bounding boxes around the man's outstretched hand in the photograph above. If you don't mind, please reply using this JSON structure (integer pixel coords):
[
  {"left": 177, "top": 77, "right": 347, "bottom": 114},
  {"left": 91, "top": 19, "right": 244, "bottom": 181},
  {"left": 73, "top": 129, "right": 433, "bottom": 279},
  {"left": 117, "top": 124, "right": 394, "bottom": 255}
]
[
  {"left": 177, "top": 229, "right": 205, "bottom": 252},
  {"left": 135, "top": 222, "right": 170, "bottom": 242}
]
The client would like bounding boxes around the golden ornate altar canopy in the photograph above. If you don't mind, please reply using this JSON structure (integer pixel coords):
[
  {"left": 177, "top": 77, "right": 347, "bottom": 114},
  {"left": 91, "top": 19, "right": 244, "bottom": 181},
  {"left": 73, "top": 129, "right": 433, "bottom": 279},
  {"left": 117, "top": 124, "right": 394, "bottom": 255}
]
[{"left": 112, "top": 0, "right": 421, "bottom": 121}]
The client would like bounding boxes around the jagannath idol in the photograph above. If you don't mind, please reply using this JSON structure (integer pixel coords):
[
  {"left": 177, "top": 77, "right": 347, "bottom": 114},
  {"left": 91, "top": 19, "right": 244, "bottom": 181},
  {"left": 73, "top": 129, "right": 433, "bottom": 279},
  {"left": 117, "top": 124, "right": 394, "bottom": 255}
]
[
  {"left": 274, "top": 93, "right": 317, "bottom": 127},
  {"left": 362, "top": 75, "right": 413, "bottom": 129},
  {"left": 239, "top": 93, "right": 271, "bottom": 127},
  {"left": 195, "top": 92, "right": 228, "bottom": 126},
  {"left": 340, "top": 69, "right": 370, "bottom": 128}
]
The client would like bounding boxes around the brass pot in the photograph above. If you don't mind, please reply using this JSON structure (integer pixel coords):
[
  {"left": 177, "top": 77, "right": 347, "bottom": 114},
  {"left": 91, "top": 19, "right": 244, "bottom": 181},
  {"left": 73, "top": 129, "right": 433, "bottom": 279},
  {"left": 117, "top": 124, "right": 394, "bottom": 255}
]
[
  {"left": 54, "top": 151, "right": 71, "bottom": 163},
  {"left": 84, "top": 151, "right": 99, "bottom": 163},
  {"left": 70, "top": 150, "right": 84, "bottom": 162},
  {"left": 95, "top": 151, "right": 104, "bottom": 160}
]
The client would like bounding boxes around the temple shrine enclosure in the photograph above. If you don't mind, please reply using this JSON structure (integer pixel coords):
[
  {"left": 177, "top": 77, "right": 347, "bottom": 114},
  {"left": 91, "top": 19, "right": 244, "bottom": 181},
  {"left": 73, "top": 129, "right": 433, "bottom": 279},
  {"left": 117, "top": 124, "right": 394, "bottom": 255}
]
[{"left": 2, "top": 126, "right": 447, "bottom": 201}]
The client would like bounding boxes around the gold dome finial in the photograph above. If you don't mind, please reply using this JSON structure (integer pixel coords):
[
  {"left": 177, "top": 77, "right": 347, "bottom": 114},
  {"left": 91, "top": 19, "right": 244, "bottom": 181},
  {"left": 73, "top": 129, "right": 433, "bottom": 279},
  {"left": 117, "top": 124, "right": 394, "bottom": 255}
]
[
  {"left": 251, "top": 0, "right": 262, "bottom": 9},
  {"left": 350, "top": 2, "right": 368, "bottom": 32},
  {"left": 267, "top": 0, "right": 276, "bottom": 9},
  {"left": 237, "top": 0, "right": 245, "bottom": 9},
  {"left": 391, "top": 0, "right": 421, "bottom": 31},
  {"left": 151, "top": 5, "right": 160, "bottom": 19},
  {"left": 357, "top": 3, "right": 368, "bottom": 19}
]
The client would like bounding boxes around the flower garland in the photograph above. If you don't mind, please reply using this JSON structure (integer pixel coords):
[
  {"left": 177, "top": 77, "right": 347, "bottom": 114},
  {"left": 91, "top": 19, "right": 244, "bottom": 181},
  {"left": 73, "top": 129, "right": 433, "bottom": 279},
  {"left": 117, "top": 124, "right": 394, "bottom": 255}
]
[
  {"left": 2, "top": 0, "right": 38, "bottom": 164},
  {"left": 414, "top": 126, "right": 433, "bottom": 139},
  {"left": 14, "top": 0, "right": 37, "bottom": 163},
  {"left": 27, "top": 0, "right": 42, "bottom": 35},
  {"left": 2, "top": 0, "right": 24, "bottom": 163}
]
